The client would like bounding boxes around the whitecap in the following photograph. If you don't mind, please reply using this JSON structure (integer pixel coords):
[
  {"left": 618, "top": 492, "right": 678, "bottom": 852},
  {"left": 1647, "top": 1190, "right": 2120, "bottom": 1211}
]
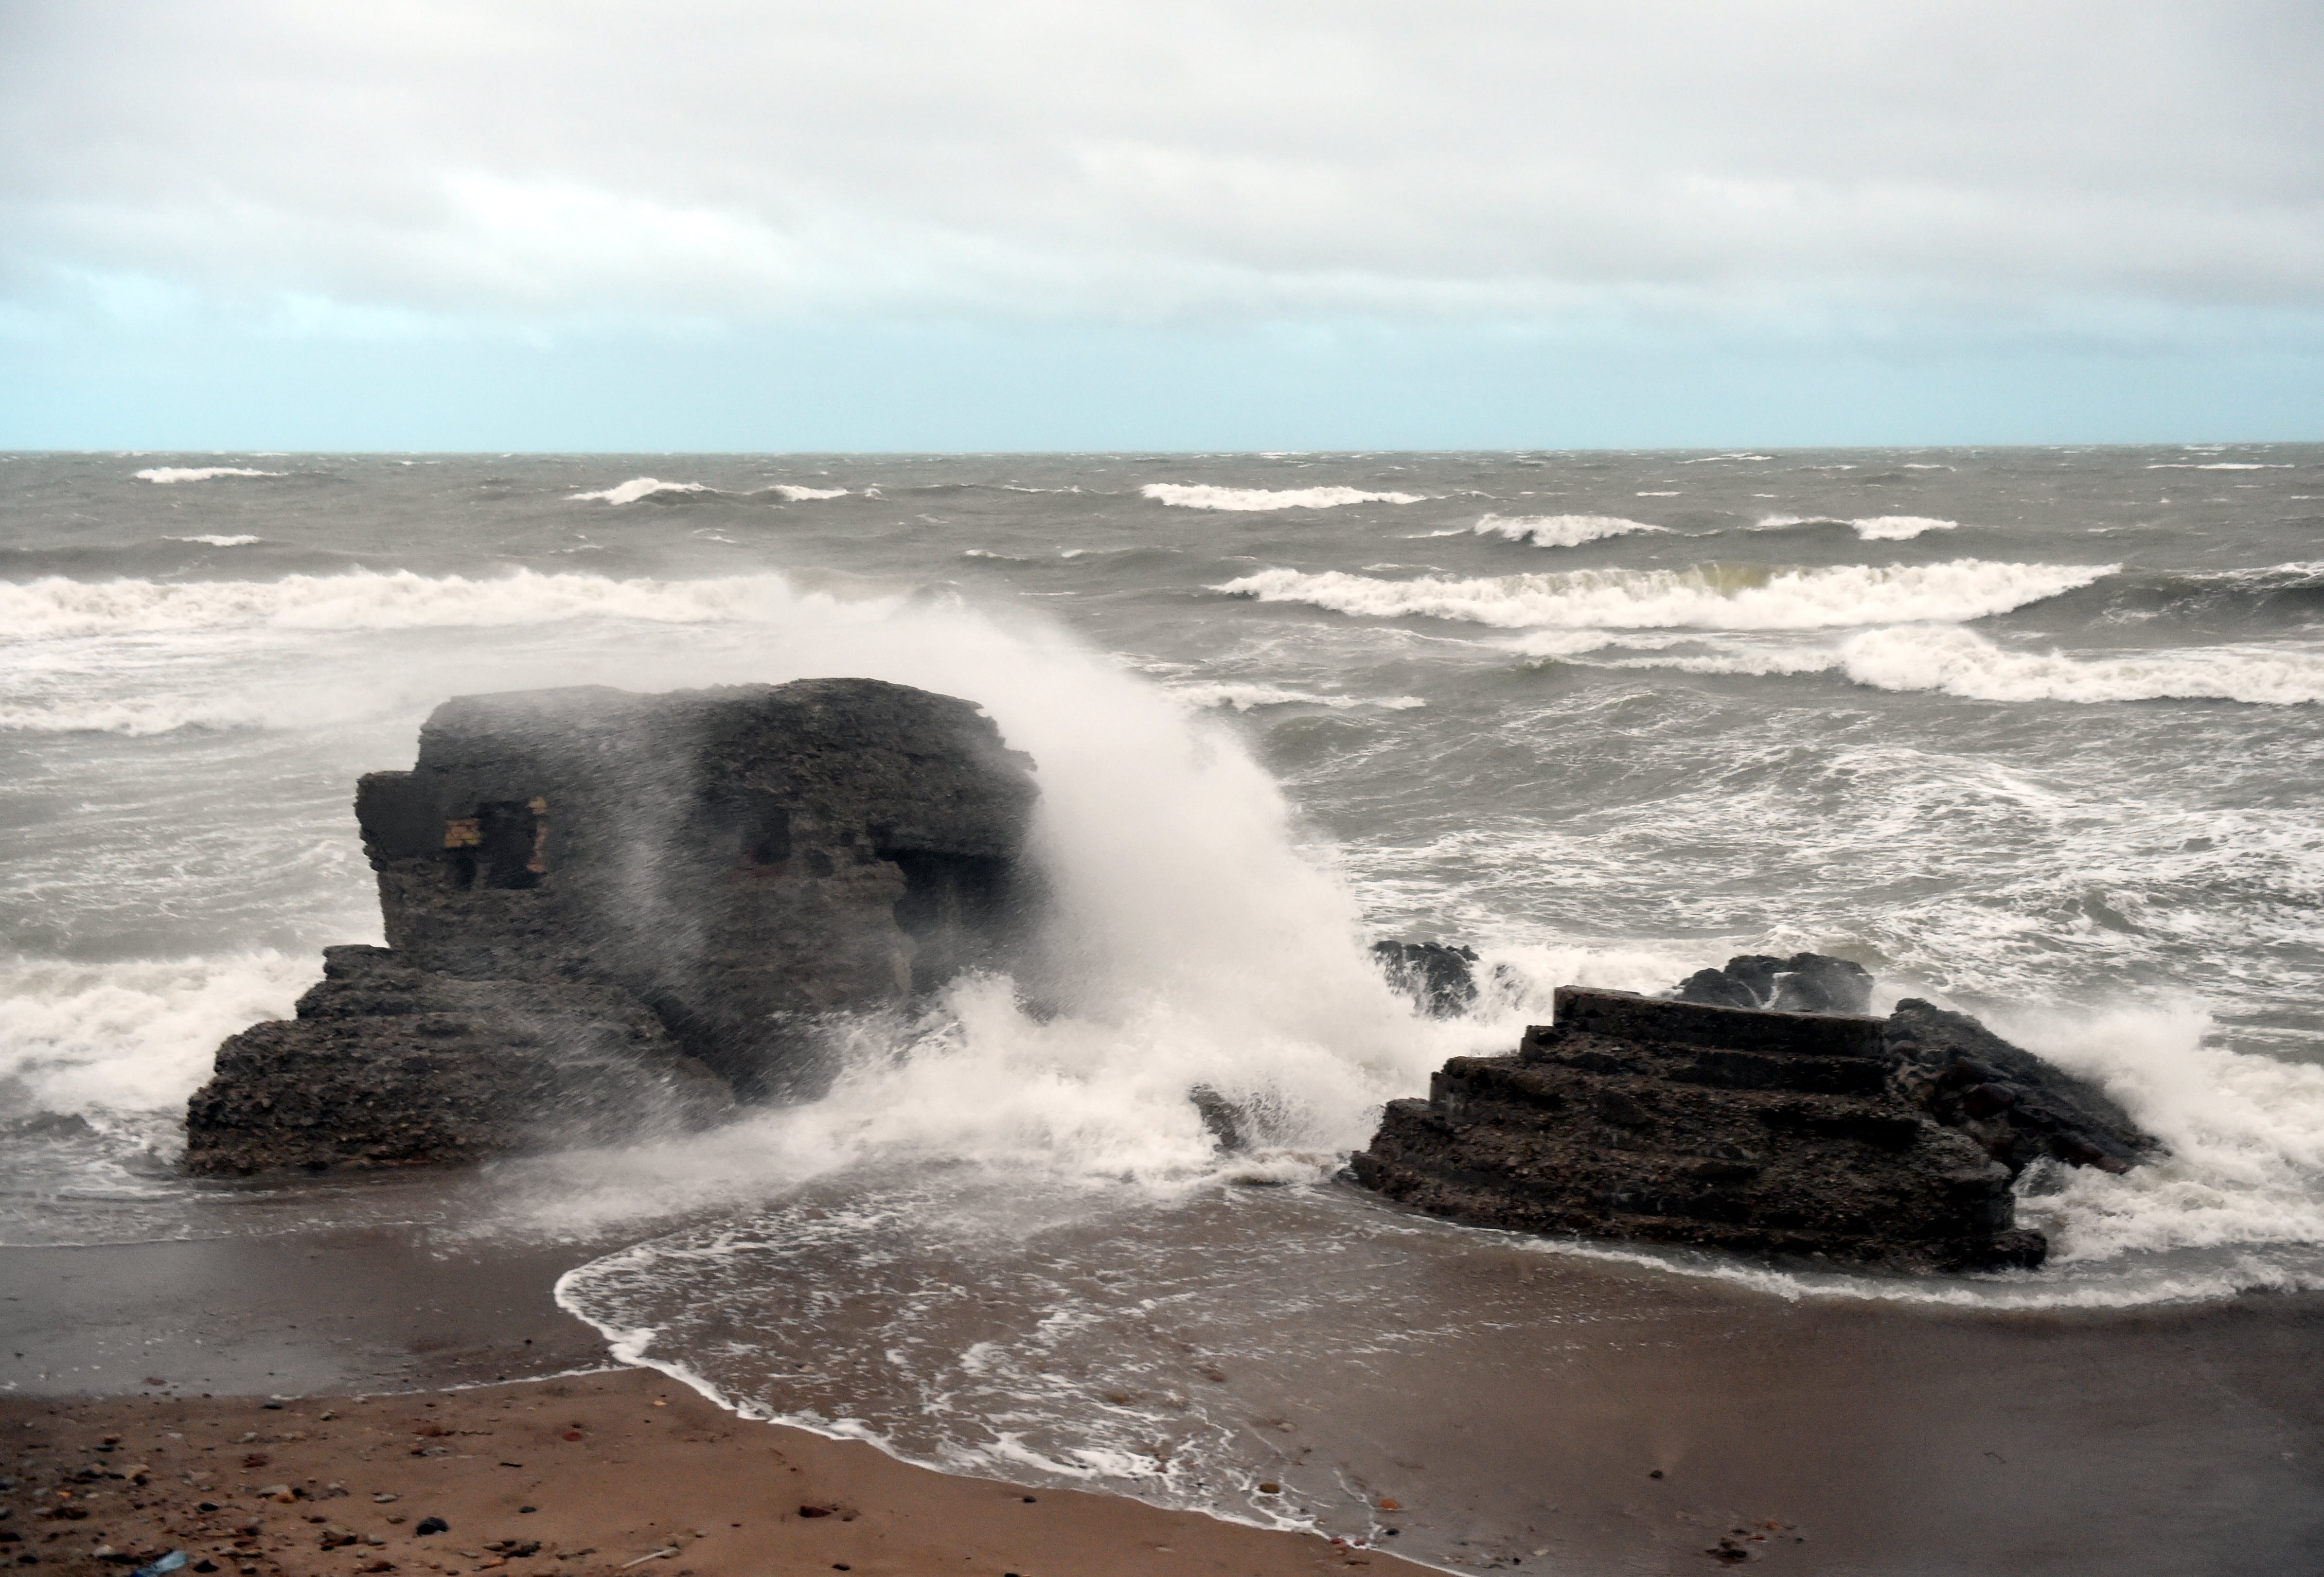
[
  {"left": 0, "top": 568, "right": 860, "bottom": 640},
  {"left": 133, "top": 467, "right": 284, "bottom": 483},
  {"left": 1586, "top": 625, "right": 2324, "bottom": 706},
  {"left": 165, "top": 534, "right": 262, "bottom": 547},
  {"left": 1140, "top": 483, "right": 1423, "bottom": 511},
  {"left": 568, "top": 477, "right": 712, "bottom": 504},
  {"left": 1167, "top": 683, "right": 1426, "bottom": 712},
  {"left": 1756, "top": 513, "right": 1960, "bottom": 541},
  {"left": 1215, "top": 559, "right": 2112, "bottom": 632},
  {"left": 771, "top": 485, "right": 849, "bottom": 501},
  {"left": 1472, "top": 514, "right": 1663, "bottom": 549}
]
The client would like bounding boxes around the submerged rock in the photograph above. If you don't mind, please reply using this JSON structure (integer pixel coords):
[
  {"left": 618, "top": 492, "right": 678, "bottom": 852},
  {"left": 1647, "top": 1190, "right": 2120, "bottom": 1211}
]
[
  {"left": 1673, "top": 952, "right": 1873, "bottom": 1015},
  {"left": 1372, "top": 939, "right": 1480, "bottom": 1017},
  {"left": 186, "top": 678, "right": 1039, "bottom": 1174},
  {"left": 1352, "top": 986, "right": 2048, "bottom": 1273}
]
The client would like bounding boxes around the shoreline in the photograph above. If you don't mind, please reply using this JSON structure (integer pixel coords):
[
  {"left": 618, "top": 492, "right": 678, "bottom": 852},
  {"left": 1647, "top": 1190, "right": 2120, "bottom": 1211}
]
[{"left": 8, "top": 1214, "right": 2324, "bottom": 1575}]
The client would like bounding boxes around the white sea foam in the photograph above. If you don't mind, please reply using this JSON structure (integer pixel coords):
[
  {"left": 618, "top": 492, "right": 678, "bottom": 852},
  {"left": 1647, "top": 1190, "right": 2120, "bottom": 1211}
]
[
  {"left": 1597, "top": 626, "right": 2324, "bottom": 706},
  {"left": 165, "top": 534, "right": 262, "bottom": 547},
  {"left": 0, "top": 952, "right": 317, "bottom": 1121},
  {"left": 2147, "top": 463, "right": 2294, "bottom": 470},
  {"left": 1167, "top": 683, "right": 1426, "bottom": 712},
  {"left": 1473, "top": 514, "right": 1663, "bottom": 549},
  {"left": 1756, "top": 512, "right": 1961, "bottom": 540},
  {"left": 771, "top": 485, "right": 849, "bottom": 501},
  {"left": 1217, "top": 559, "right": 2111, "bottom": 632},
  {"left": 1141, "top": 483, "right": 1424, "bottom": 512},
  {"left": 568, "top": 477, "right": 710, "bottom": 504},
  {"left": 132, "top": 467, "right": 284, "bottom": 483},
  {"left": 0, "top": 568, "right": 846, "bottom": 639}
]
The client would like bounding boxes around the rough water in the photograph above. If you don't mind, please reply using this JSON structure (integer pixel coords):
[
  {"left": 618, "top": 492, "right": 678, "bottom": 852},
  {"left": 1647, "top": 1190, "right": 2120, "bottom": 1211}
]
[{"left": 6, "top": 446, "right": 2324, "bottom": 1561}]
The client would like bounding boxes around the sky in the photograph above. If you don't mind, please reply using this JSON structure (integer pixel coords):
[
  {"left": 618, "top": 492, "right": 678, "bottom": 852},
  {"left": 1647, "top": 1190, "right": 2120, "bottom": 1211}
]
[{"left": 2, "top": 0, "right": 2320, "bottom": 451}]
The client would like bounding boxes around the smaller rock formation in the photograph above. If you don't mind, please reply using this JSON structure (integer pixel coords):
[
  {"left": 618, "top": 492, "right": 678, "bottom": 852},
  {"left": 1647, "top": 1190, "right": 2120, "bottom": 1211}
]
[
  {"left": 187, "top": 946, "right": 733, "bottom": 1175},
  {"left": 1371, "top": 939, "right": 1480, "bottom": 1017},
  {"left": 1353, "top": 986, "right": 2047, "bottom": 1272},
  {"left": 1674, "top": 952, "right": 1873, "bottom": 1015},
  {"left": 1886, "top": 999, "right": 2158, "bottom": 1175}
]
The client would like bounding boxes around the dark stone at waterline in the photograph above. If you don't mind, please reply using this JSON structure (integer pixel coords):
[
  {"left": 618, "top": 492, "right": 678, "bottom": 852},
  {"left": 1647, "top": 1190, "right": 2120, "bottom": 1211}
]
[
  {"left": 1886, "top": 998, "right": 2160, "bottom": 1176},
  {"left": 186, "top": 679, "right": 1040, "bottom": 1174},
  {"left": 1372, "top": 939, "right": 1480, "bottom": 1016},
  {"left": 1675, "top": 952, "right": 1874, "bottom": 1015},
  {"left": 1352, "top": 986, "right": 2049, "bottom": 1273},
  {"left": 184, "top": 946, "right": 733, "bottom": 1176}
]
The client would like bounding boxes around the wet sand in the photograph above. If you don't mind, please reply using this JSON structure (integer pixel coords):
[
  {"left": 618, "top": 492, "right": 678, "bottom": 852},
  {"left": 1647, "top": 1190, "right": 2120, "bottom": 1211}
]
[
  {"left": 0, "top": 1369, "right": 1427, "bottom": 1577},
  {"left": 6, "top": 1225, "right": 2323, "bottom": 1575}
]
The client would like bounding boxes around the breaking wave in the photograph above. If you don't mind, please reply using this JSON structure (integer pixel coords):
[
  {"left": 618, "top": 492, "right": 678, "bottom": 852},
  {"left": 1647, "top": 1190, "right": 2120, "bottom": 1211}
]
[
  {"left": 1583, "top": 626, "right": 2324, "bottom": 706},
  {"left": 132, "top": 467, "right": 284, "bottom": 484},
  {"left": 1215, "top": 559, "right": 2112, "bottom": 632},
  {"left": 0, "top": 569, "right": 849, "bottom": 640},
  {"left": 1167, "top": 683, "right": 1426, "bottom": 712},
  {"left": 1141, "top": 484, "right": 1424, "bottom": 512},
  {"left": 1472, "top": 514, "right": 1662, "bottom": 549},
  {"left": 165, "top": 534, "right": 262, "bottom": 547},
  {"left": 568, "top": 478, "right": 852, "bottom": 505},
  {"left": 1757, "top": 513, "right": 1961, "bottom": 541},
  {"left": 568, "top": 478, "right": 709, "bottom": 504}
]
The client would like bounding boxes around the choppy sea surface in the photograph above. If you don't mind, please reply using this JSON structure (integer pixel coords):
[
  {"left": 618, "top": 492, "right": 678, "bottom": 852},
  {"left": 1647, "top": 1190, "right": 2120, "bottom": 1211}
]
[{"left": 6, "top": 447, "right": 2324, "bottom": 1559}]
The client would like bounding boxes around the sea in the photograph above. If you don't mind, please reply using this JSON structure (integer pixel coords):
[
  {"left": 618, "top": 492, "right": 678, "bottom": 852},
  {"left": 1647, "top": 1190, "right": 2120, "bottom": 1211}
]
[{"left": 5, "top": 446, "right": 2324, "bottom": 1560}]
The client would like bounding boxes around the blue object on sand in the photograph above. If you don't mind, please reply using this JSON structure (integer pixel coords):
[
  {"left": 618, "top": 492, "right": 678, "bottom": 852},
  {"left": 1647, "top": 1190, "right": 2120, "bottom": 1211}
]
[{"left": 130, "top": 1552, "right": 189, "bottom": 1577}]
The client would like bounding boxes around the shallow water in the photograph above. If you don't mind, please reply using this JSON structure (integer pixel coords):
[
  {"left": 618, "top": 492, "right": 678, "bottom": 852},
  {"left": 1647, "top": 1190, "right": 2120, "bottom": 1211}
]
[{"left": 5, "top": 445, "right": 2324, "bottom": 1560}]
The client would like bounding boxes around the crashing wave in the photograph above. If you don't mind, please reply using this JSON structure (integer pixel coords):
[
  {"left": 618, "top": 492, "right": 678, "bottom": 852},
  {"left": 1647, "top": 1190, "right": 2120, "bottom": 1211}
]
[
  {"left": 165, "top": 534, "right": 262, "bottom": 547},
  {"left": 1214, "top": 559, "right": 2112, "bottom": 631}
]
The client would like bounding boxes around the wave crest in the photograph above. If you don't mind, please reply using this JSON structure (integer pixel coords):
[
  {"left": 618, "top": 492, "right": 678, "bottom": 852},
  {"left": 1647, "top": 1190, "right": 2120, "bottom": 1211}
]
[
  {"left": 133, "top": 467, "right": 284, "bottom": 484},
  {"left": 1215, "top": 559, "right": 2112, "bottom": 631},
  {"left": 1588, "top": 626, "right": 2324, "bottom": 706},
  {"left": 0, "top": 568, "right": 858, "bottom": 640},
  {"left": 1757, "top": 513, "right": 1961, "bottom": 541},
  {"left": 1141, "top": 483, "right": 1423, "bottom": 512},
  {"left": 1472, "top": 514, "right": 1661, "bottom": 548}
]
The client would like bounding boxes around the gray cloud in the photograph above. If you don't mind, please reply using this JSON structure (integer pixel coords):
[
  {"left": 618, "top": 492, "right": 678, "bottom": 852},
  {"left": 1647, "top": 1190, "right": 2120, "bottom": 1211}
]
[{"left": 3, "top": 0, "right": 2321, "bottom": 336}]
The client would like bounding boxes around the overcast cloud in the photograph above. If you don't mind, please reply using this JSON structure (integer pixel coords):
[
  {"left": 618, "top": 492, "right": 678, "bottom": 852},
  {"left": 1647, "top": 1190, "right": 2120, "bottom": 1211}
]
[{"left": 2, "top": 0, "right": 2319, "bottom": 446}]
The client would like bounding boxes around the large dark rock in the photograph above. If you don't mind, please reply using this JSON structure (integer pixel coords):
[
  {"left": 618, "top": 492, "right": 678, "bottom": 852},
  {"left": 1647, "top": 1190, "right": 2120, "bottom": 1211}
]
[
  {"left": 1352, "top": 986, "right": 2047, "bottom": 1273},
  {"left": 1886, "top": 998, "right": 2160, "bottom": 1176},
  {"left": 186, "top": 678, "right": 1040, "bottom": 1173},
  {"left": 1674, "top": 952, "right": 1873, "bottom": 1015},
  {"left": 186, "top": 946, "right": 733, "bottom": 1175}
]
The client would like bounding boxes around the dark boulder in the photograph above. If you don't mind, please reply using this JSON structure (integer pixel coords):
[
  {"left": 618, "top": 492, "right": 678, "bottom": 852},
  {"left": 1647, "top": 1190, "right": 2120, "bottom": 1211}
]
[
  {"left": 186, "top": 678, "right": 1040, "bottom": 1173},
  {"left": 1886, "top": 999, "right": 2160, "bottom": 1176},
  {"left": 1372, "top": 940, "right": 1480, "bottom": 1017},
  {"left": 1351, "top": 986, "right": 2046, "bottom": 1273},
  {"left": 186, "top": 946, "right": 732, "bottom": 1175},
  {"left": 1674, "top": 952, "right": 1873, "bottom": 1015}
]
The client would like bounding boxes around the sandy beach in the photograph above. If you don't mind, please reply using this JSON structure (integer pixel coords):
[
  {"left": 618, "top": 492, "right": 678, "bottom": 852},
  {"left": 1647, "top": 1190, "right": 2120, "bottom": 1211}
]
[
  {"left": 8, "top": 1212, "right": 2324, "bottom": 1576},
  {"left": 0, "top": 1368, "right": 1434, "bottom": 1577}
]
